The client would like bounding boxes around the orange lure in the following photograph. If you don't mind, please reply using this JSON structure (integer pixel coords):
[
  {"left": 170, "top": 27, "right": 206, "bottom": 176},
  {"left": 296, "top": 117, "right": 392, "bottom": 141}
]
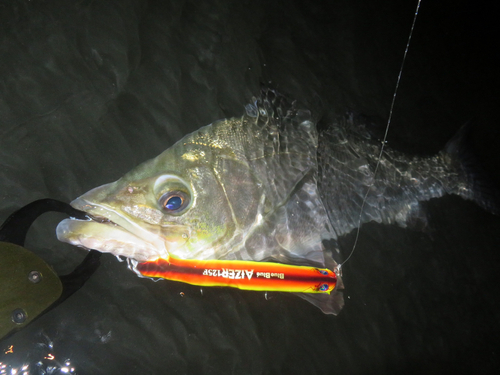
[{"left": 137, "top": 257, "right": 338, "bottom": 294}]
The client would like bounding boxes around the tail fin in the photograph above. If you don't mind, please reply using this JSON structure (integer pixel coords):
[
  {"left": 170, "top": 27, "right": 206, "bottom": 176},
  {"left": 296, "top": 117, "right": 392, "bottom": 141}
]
[{"left": 445, "top": 120, "right": 500, "bottom": 215}]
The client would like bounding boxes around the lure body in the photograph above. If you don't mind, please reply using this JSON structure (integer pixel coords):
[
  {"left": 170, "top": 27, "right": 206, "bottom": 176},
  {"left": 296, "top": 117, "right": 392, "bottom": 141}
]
[{"left": 137, "top": 257, "right": 338, "bottom": 294}]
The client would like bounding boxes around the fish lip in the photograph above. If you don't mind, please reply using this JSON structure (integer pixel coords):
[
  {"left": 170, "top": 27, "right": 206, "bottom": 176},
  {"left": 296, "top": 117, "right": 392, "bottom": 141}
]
[
  {"left": 69, "top": 197, "right": 162, "bottom": 247},
  {"left": 71, "top": 198, "right": 131, "bottom": 229},
  {"left": 62, "top": 197, "right": 169, "bottom": 261}
]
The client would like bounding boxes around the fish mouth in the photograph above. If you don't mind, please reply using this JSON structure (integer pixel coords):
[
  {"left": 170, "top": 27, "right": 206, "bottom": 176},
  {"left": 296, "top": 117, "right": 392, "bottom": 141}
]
[{"left": 56, "top": 197, "right": 168, "bottom": 262}]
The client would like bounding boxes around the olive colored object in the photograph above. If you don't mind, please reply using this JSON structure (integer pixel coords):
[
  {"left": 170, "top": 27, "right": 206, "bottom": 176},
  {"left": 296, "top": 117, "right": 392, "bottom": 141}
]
[{"left": 0, "top": 241, "right": 62, "bottom": 339}]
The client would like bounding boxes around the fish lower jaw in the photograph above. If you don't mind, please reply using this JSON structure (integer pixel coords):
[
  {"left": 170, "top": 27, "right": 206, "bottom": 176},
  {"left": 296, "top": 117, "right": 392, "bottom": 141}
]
[
  {"left": 76, "top": 236, "right": 161, "bottom": 262},
  {"left": 57, "top": 218, "right": 167, "bottom": 262}
]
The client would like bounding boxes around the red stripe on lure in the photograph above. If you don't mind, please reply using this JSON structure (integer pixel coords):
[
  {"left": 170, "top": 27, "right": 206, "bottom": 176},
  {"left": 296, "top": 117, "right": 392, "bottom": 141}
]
[{"left": 136, "top": 257, "right": 338, "bottom": 294}]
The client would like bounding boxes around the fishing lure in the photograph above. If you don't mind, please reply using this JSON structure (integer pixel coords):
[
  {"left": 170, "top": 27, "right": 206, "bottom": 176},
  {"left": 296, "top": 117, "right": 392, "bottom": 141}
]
[{"left": 136, "top": 257, "right": 339, "bottom": 294}]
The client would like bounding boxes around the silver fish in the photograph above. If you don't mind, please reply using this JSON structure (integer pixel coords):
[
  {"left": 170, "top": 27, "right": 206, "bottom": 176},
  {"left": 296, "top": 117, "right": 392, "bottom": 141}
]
[{"left": 57, "top": 91, "right": 487, "bottom": 314}]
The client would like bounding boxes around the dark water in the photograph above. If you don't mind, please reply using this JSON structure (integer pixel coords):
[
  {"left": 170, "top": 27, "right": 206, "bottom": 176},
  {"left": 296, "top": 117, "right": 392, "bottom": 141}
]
[{"left": 1, "top": 0, "right": 499, "bottom": 373}]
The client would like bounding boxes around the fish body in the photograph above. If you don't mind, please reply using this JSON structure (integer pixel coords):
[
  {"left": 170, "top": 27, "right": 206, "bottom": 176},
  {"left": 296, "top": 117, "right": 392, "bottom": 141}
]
[
  {"left": 57, "top": 92, "right": 483, "bottom": 314},
  {"left": 317, "top": 114, "right": 470, "bottom": 238}
]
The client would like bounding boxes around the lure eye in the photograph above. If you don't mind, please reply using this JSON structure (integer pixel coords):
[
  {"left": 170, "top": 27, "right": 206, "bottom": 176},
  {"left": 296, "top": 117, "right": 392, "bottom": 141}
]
[
  {"left": 318, "top": 283, "right": 329, "bottom": 292},
  {"left": 159, "top": 191, "right": 190, "bottom": 214}
]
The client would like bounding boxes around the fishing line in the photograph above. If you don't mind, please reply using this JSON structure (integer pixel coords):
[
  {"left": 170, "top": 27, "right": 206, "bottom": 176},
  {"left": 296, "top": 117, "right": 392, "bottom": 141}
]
[{"left": 339, "top": 0, "right": 422, "bottom": 270}]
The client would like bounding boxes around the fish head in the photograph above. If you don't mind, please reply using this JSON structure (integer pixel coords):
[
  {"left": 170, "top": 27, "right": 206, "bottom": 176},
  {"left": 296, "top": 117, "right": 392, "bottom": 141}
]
[{"left": 57, "top": 118, "right": 266, "bottom": 262}]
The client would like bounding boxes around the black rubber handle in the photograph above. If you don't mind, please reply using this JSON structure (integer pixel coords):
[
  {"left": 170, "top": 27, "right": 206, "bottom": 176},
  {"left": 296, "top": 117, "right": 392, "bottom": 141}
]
[{"left": 0, "top": 198, "right": 88, "bottom": 246}]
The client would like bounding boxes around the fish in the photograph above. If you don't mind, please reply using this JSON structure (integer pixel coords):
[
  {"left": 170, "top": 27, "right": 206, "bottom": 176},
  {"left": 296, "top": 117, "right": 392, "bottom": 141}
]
[{"left": 56, "top": 90, "right": 493, "bottom": 315}]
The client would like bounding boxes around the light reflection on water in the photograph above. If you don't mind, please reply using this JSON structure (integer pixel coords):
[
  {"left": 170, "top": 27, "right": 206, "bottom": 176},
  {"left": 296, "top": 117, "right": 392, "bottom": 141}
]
[
  {"left": 0, "top": 358, "right": 75, "bottom": 375},
  {"left": 1, "top": 342, "right": 76, "bottom": 375}
]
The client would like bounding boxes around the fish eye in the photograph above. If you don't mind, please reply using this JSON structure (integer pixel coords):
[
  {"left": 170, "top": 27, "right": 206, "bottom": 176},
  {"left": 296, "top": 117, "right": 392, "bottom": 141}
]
[
  {"left": 166, "top": 196, "right": 182, "bottom": 210},
  {"left": 159, "top": 190, "right": 190, "bottom": 214}
]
